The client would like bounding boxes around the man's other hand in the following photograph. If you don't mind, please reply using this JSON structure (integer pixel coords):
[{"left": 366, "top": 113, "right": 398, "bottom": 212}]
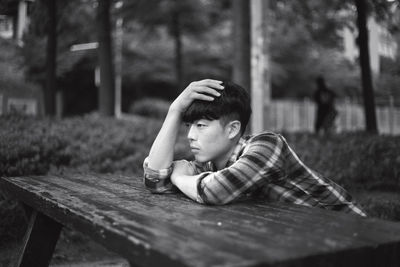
[
  {"left": 170, "top": 160, "right": 203, "bottom": 201},
  {"left": 171, "top": 160, "right": 195, "bottom": 182}
]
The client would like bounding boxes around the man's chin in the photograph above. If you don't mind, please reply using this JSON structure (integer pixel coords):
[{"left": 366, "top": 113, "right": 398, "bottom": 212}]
[{"left": 193, "top": 154, "right": 209, "bottom": 163}]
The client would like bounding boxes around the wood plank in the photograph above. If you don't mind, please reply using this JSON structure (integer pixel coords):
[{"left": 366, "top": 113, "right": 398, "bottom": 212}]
[
  {"left": 17, "top": 210, "right": 62, "bottom": 267},
  {"left": 1, "top": 174, "right": 400, "bottom": 267}
]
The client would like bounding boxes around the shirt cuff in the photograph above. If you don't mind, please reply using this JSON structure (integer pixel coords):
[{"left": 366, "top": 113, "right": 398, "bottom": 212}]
[{"left": 143, "top": 157, "right": 177, "bottom": 193}]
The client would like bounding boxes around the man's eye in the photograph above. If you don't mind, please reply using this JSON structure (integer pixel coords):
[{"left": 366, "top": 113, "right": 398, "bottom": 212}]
[{"left": 197, "top": 123, "right": 206, "bottom": 128}]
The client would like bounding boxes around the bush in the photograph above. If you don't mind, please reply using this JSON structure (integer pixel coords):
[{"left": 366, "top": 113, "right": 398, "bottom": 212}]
[
  {"left": 0, "top": 196, "right": 27, "bottom": 248},
  {"left": 0, "top": 115, "right": 69, "bottom": 177},
  {"left": 0, "top": 113, "right": 162, "bottom": 177},
  {"left": 1, "top": 115, "right": 399, "bottom": 190},
  {"left": 129, "top": 98, "right": 170, "bottom": 119},
  {"left": 355, "top": 191, "right": 400, "bottom": 221},
  {"left": 0, "top": 113, "right": 170, "bottom": 248},
  {"left": 284, "top": 132, "right": 400, "bottom": 190}
]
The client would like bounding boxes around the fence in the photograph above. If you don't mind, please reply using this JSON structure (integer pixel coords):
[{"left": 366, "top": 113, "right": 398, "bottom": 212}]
[
  {"left": 264, "top": 98, "right": 400, "bottom": 135},
  {"left": 0, "top": 87, "right": 43, "bottom": 116}
]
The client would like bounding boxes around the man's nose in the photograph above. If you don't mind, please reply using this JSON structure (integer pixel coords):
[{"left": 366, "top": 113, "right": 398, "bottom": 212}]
[{"left": 187, "top": 124, "right": 197, "bottom": 140}]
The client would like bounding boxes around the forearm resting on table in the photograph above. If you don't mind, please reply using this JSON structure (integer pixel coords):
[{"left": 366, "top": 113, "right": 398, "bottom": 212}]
[{"left": 171, "top": 174, "right": 203, "bottom": 202}]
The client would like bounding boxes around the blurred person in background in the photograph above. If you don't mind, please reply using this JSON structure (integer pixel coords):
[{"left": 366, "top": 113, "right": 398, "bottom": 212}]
[{"left": 313, "top": 76, "right": 337, "bottom": 135}]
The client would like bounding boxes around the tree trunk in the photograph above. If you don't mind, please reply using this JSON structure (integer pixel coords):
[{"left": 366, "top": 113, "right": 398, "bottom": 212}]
[
  {"left": 45, "top": 0, "right": 57, "bottom": 116},
  {"left": 115, "top": 16, "right": 123, "bottom": 118},
  {"left": 172, "top": 9, "right": 183, "bottom": 90},
  {"left": 232, "top": 0, "right": 251, "bottom": 92},
  {"left": 250, "top": 0, "right": 271, "bottom": 134},
  {"left": 355, "top": 0, "right": 378, "bottom": 133},
  {"left": 96, "top": 0, "right": 115, "bottom": 116}
]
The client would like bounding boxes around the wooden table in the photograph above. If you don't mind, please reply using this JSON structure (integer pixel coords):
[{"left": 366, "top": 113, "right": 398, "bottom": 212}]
[{"left": 1, "top": 174, "right": 400, "bottom": 267}]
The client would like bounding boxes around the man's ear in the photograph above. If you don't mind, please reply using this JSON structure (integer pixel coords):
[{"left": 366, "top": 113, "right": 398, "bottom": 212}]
[{"left": 226, "top": 120, "right": 241, "bottom": 139}]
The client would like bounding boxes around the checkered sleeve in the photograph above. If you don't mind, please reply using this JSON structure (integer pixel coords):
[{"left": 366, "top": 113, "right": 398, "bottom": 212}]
[
  {"left": 196, "top": 133, "right": 285, "bottom": 205},
  {"left": 143, "top": 157, "right": 177, "bottom": 193}
]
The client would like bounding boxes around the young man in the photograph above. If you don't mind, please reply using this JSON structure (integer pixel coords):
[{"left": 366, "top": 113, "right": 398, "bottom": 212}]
[{"left": 144, "top": 79, "right": 366, "bottom": 217}]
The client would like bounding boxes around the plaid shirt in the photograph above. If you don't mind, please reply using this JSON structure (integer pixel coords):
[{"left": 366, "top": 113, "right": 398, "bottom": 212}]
[{"left": 143, "top": 132, "right": 366, "bottom": 217}]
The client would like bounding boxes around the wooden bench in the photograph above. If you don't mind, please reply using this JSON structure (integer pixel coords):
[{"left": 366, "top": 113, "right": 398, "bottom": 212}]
[{"left": 1, "top": 174, "right": 400, "bottom": 267}]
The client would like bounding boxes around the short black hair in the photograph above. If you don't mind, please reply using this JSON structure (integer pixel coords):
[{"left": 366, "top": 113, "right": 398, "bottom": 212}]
[{"left": 182, "top": 81, "right": 252, "bottom": 135}]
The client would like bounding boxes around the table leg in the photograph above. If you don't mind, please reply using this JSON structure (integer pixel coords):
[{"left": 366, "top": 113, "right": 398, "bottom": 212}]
[{"left": 16, "top": 210, "right": 63, "bottom": 267}]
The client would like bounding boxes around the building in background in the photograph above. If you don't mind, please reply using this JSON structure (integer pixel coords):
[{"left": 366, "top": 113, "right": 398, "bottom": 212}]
[
  {"left": 0, "top": 14, "right": 13, "bottom": 39},
  {"left": 342, "top": 16, "right": 398, "bottom": 74},
  {"left": 0, "top": 0, "right": 34, "bottom": 45}
]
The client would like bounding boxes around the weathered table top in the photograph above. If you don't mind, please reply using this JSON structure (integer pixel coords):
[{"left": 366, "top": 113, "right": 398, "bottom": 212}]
[{"left": 1, "top": 174, "right": 400, "bottom": 267}]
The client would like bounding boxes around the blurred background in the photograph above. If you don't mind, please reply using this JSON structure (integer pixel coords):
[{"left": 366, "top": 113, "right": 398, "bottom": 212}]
[
  {"left": 1, "top": 0, "right": 400, "bottom": 266},
  {"left": 0, "top": 0, "right": 399, "bottom": 133}
]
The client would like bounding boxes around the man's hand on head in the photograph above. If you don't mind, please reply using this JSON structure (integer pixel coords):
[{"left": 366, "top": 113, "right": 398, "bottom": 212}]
[{"left": 169, "top": 79, "right": 224, "bottom": 114}]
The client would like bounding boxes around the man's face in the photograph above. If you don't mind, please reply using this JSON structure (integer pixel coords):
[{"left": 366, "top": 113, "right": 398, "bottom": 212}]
[{"left": 185, "top": 119, "right": 232, "bottom": 165}]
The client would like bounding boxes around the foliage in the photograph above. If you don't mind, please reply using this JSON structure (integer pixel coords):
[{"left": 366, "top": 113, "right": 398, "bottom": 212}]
[
  {"left": 269, "top": 23, "right": 360, "bottom": 98},
  {"left": 122, "top": 20, "right": 232, "bottom": 96},
  {"left": 129, "top": 98, "right": 170, "bottom": 119},
  {"left": 0, "top": 114, "right": 161, "bottom": 177},
  {"left": 284, "top": 132, "right": 400, "bottom": 191},
  {"left": 121, "top": 0, "right": 231, "bottom": 100},
  {"left": 121, "top": 0, "right": 229, "bottom": 37},
  {"left": 13, "top": 0, "right": 399, "bottom": 111},
  {"left": 22, "top": 0, "right": 96, "bottom": 84},
  {"left": 122, "top": 27, "right": 176, "bottom": 86},
  {"left": 0, "top": 196, "right": 27, "bottom": 247},
  {"left": 358, "top": 192, "right": 400, "bottom": 221},
  {"left": 1, "top": 114, "right": 399, "bottom": 188},
  {"left": 268, "top": 0, "right": 361, "bottom": 98},
  {"left": 267, "top": 0, "right": 400, "bottom": 99},
  {"left": 0, "top": 0, "right": 19, "bottom": 15},
  {"left": 5, "top": 0, "right": 399, "bottom": 117},
  {"left": 269, "top": 0, "right": 351, "bottom": 48},
  {"left": 0, "top": 39, "right": 41, "bottom": 96},
  {"left": 121, "top": 0, "right": 399, "bottom": 100},
  {"left": 0, "top": 114, "right": 398, "bottom": 189}
]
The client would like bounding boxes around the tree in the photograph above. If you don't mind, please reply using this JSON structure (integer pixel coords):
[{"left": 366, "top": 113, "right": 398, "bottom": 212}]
[
  {"left": 96, "top": 0, "right": 115, "bottom": 116},
  {"left": 267, "top": 0, "right": 355, "bottom": 97},
  {"left": 20, "top": 0, "right": 98, "bottom": 116},
  {"left": 269, "top": 0, "right": 399, "bottom": 133},
  {"left": 349, "top": 0, "right": 397, "bottom": 133},
  {"left": 19, "top": 0, "right": 59, "bottom": 116},
  {"left": 44, "top": 0, "right": 57, "bottom": 116},
  {"left": 355, "top": 0, "right": 378, "bottom": 133},
  {"left": 0, "top": 0, "right": 58, "bottom": 116},
  {"left": 121, "top": 0, "right": 227, "bottom": 90},
  {"left": 232, "top": 0, "right": 250, "bottom": 91}
]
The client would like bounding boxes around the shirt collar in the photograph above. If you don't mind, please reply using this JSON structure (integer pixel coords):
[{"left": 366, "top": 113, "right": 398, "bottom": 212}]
[{"left": 225, "top": 136, "right": 249, "bottom": 167}]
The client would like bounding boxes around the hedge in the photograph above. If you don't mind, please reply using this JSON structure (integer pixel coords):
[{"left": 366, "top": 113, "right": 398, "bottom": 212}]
[
  {"left": 0, "top": 113, "right": 162, "bottom": 177},
  {"left": 1, "top": 113, "right": 399, "bottom": 189},
  {"left": 284, "top": 132, "right": 400, "bottom": 191}
]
